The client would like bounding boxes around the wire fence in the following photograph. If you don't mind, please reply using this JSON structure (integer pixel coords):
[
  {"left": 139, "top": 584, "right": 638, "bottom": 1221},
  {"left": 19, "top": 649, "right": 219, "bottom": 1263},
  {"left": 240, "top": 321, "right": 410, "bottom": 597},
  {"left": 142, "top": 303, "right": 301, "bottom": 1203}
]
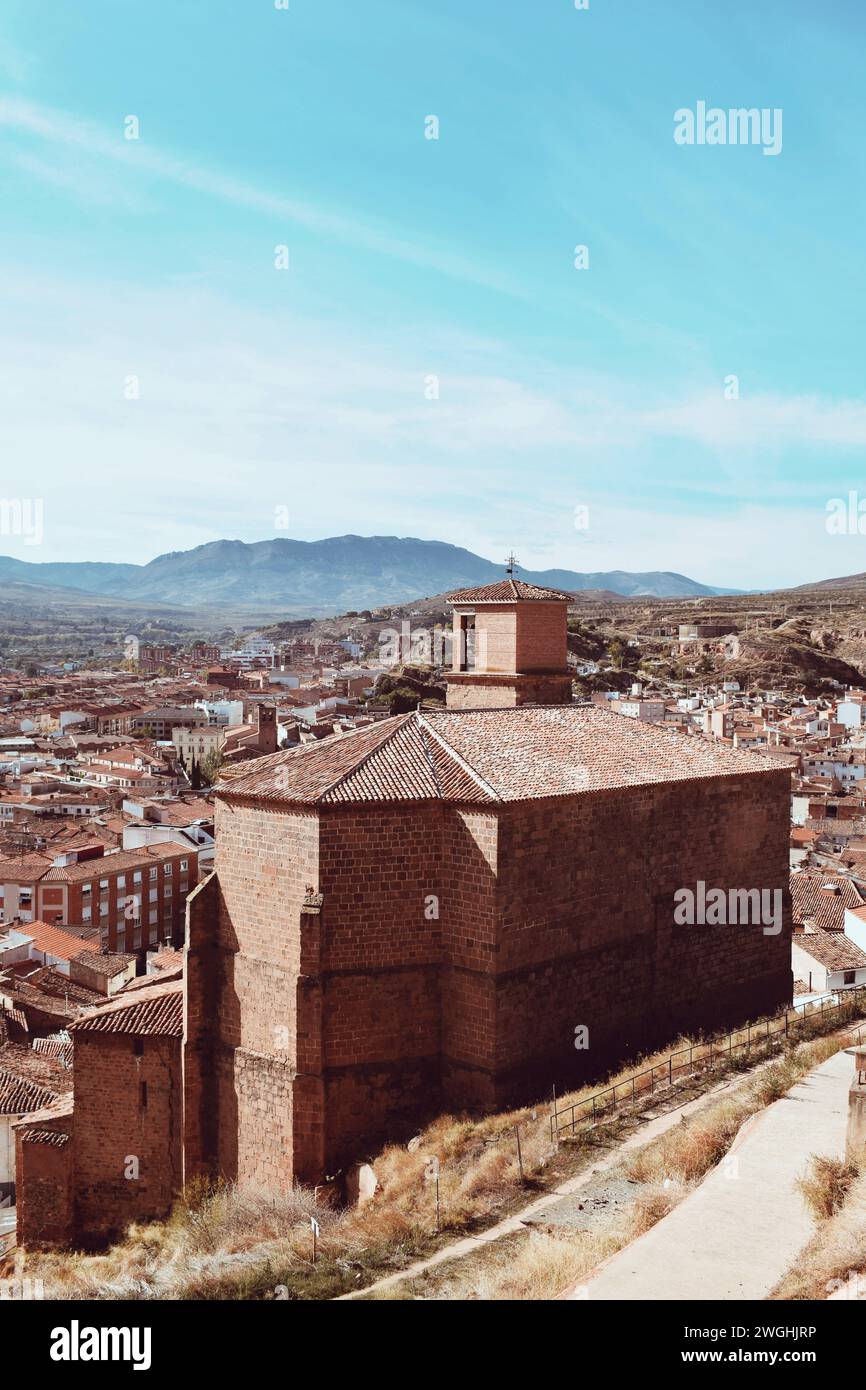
[{"left": 550, "top": 986, "right": 866, "bottom": 1141}]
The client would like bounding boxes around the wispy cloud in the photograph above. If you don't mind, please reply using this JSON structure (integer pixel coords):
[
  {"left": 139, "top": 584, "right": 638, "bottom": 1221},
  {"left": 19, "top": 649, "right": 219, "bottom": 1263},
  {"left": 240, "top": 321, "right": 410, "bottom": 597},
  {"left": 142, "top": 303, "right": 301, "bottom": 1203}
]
[
  {"left": 0, "top": 96, "right": 531, "bottom": 298},
  {"left": 0, "top": 261, "right": 863, "bottom": 589},
  {"left": 8, "top": 150, "right": 148, "bottom": 209},
  {"left": 643, "top": 393, "right": 866, "bottom": 450}
]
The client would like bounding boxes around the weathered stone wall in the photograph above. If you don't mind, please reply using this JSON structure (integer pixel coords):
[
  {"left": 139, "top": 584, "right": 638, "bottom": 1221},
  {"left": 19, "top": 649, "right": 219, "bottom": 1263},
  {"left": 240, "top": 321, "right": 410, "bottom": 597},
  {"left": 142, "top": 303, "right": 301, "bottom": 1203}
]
[
  {"left": 490, "top": 770, "right": 793, "bottom": 1101},
  {"left": 316, "top": 804, "right": 444, "bottom": 1167},
  {"left": 73, "top": 1033, "right": 182, "bottom": 1245},
  {"left": 184, "top": 765, "right": 792, "bottom": 1186},
  {"left": 515, "top": 601, "right": 568, "bottom": 673},
  {"left": 14, "top": 1119, "right": 73, "bottom": 1249},
  {"left": 185, "top": 802, "right": 317, "bottom": 1190}
]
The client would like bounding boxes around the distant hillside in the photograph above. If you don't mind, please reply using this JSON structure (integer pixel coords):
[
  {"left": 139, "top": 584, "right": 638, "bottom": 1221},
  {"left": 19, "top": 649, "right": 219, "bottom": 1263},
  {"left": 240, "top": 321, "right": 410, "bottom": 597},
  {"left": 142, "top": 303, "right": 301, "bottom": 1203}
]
[
  {"left": 793, "top": 572, "right": 866, "bottom": 591},
  {"left": 0, "top": 536, "right": 733, "bottom": 611}
]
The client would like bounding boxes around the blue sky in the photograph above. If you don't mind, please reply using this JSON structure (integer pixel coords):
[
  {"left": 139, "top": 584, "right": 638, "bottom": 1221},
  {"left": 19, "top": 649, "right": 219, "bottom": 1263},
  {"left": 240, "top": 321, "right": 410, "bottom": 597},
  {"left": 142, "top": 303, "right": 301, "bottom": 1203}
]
[{"left": 1, "top": 0, "right": 866, "bottom": 588}]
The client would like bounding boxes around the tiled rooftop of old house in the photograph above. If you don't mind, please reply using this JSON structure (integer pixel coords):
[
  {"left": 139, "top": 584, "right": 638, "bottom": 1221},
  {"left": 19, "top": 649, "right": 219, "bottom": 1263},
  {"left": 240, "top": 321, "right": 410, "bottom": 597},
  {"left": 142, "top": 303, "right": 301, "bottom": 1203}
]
[
  {"left": 70, "top": 977, "right": 183, "bottom": 1039},
  {"left": 794, "top": 930, "right": 866, "bottom": 972},
  {"left": 0, "top": 1068, "right": 60, "bottom": 1115},
  {"left": 216, "top": 706, "right": 787, "bottom": 807},
  {"left": 446, "top": 578, "right": 572, "bottom": 603},
  {"left": 19, "top": 920, "right": 101, "bottom": 962},
  {"left": 21, "top": 1126, "right": 71, "bottom": 1147},
  {"left": 790, "top": 868, "right": 865, "bottom": 932},
  {"left": 41, "top": 841, "right": 192, "bottom": 883}
]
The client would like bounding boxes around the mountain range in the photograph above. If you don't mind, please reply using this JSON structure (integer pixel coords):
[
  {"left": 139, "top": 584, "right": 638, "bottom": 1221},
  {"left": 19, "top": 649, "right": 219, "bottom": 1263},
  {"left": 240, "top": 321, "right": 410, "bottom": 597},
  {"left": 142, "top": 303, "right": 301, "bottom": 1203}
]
[{"left": 0, "top": 536, "right": 736, "bottom": 612}]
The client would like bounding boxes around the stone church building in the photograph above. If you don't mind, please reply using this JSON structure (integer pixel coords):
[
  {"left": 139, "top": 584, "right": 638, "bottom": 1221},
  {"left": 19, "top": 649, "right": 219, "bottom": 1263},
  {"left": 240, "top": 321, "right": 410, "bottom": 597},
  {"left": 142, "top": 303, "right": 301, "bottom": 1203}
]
[{"left": 14, "top": 579, "right": 792, "bottom": 1243}]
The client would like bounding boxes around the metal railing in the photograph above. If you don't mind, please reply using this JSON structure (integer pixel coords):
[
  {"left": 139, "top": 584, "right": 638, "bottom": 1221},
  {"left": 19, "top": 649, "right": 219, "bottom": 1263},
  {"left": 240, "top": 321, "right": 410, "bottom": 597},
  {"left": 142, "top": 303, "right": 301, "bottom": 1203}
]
[{"left": 551, "top": 986, "right": 866, "bottom": 1140}]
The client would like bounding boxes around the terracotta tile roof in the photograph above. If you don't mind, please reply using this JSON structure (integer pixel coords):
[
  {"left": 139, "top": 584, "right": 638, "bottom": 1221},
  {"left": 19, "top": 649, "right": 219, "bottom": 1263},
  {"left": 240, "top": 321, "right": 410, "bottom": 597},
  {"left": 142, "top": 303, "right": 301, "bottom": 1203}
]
[
  {"left": 120, "top": 963, "right": 183, "bottom": 992},
  {"left": 0, "top": 1001, "right": 27, "bottom": 1029},
  {"left": 41, "top": 842, "right": 196, "bottom": 883},
  {"left": 790, "top": 869, "right": 865, "bottom": 931},
  {"left": 795, "top": 929, "right": 866, "bottom": 971},
  {"left": 0, "top": 1067, "right": 59, "bottom": 1115},
  {"left": 3, "top": 966, "right": 104, "bottom": 1014},
  {"left": 72, "top": 949, "right": 135, "bottom": 976},
  {"left": 0, "top": 854, "right": 51, "bottom": 883},
  {"left": 144, "top": 948, "right": 184, "bottom": 974},
  {"left": 70, "top": 978, "right": 183, "bottom": 1038},
  {"left": 446, "top": 578, "right": 572, "bottom": 603},
  {"left": 12, "top": 1094, "right": 74, "bottom": 1131},
  {"left": 32, "top": 1035, "right": 74, "bottom": 1066},
  {"left": 790, "top": 828, "right": 815, "bottom": 845},
  {"left": 216, "top": 706, "right": 786, "bottom": 807},
  {"left": 19, "top": 921, "right": 100, "bottom": 962},
  {"left": 21, "top": 1127, "right": 70, "bottom": 1147}
]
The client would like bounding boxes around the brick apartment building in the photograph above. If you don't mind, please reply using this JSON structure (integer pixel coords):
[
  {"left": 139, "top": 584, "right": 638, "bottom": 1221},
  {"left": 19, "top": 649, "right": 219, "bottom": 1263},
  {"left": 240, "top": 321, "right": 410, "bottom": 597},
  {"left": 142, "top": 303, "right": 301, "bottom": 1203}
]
[
  {"left": 130, "top": 707, "right": 209, "bottom": 739},
  {"left": 13, "top": 579, "right": 793, "bottom": 1246},
  {"left": 0, "top": 843, "right": 198, "bottom": 952}
]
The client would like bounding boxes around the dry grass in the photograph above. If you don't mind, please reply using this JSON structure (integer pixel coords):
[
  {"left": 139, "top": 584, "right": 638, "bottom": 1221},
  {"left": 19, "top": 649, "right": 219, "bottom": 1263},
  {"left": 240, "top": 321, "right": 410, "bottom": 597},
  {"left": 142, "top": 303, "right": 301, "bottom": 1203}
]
[
  {"left": 364, "top": 1031, "right": 864, "bottom": 1301},
  {"left": 363, "top": 1226, "right": 624, "bottom": 1301},
  {"left": 797, "top": 1155, "right": 859, "bottom": 1222},
  {"left": 772, "top": 1169, "right": 866, "bottom": 1300},
  {"left": 625, "top": 1039, "right": 844, "bottom": 1193},
  {"left": 19, "top": 1009, "right": 865, "bottom": 1301}
]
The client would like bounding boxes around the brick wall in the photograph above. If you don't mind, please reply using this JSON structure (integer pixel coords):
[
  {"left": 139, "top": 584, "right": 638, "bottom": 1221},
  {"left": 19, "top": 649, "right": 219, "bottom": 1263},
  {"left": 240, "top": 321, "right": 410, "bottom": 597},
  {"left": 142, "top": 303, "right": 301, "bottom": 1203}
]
[
  {"left": 14, "top": 1118, "right": 73, "bottom": 1249},
  {"left": 303, "top": 803, "right": 443, "bottom": 1170},
  {"left": 450, "top": 606, "right": 516, "bottom": 673},
  {"left": 445, "top": 673, "right": 573, "bottom": 709},
  {"left": 449, "top": 603, "right": 568, "bottom": 676},
  {"left": 185, "top": 802, "right": 317, "bottom": 1191},
  {"left": 73, "top": 1033, "right": 182, "bottom": 1245},
  {"left": 489, "top": 770, "right": 792, "bottom": 1101},
  {"left": 446, "top": 679, "right": 519, "bottom": 709},
  {"left": 187, "top": 765, "right": 792, "bottom": 1186},
  {"left": 514, "top": 601, "right": 568, "bottom": 672}
]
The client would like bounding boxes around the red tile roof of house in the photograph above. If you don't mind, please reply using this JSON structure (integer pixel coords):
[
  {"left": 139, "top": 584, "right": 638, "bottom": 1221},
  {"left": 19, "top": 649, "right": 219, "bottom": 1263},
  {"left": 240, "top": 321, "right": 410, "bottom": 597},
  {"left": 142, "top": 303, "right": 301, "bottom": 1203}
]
[
  {"left": 794, "top": 929, "right": 866, "bottom": 971},
  {"left": 216, "top": 706, "right": 787, "bottom": 807},
  {"left": 21, "top": 1127, "right": 70, "bottom": 1147},
  {"left": 0, "top": 1067, "right": 59, "bottom": 1115},
  {"left": 446, "top": 578, "right": 572, "bottom": 604},
  {"left": 70, "top": 977, "right": 183, "bottom": 1038},
  {"left": 0, "top": 854, "right": 51, "bottom": 884},
  {"left": 41, "top": 842, "right": 196, "bottom": 883},
  {"left": 12, "top": 1093, "right": 74, "bottom": 1134},
  {"left": 20, "top": 921, "right": 101, "bottom": 962},
  {"left": 790, "top": 827, "right": 815, "bottom": 845},
  {"left": 790, "top": 869, "right": 865, "bottom": 932}
]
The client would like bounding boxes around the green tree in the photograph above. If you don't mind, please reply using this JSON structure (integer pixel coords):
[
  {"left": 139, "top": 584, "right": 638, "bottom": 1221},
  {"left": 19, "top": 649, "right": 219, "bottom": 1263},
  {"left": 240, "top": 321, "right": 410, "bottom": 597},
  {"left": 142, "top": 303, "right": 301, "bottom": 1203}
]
[
  {"left": 608, "top": 638, "right": 626, "bottom": 669},
  {"left": 200, "top": 748, "right": 225, "bottom": 786}
]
